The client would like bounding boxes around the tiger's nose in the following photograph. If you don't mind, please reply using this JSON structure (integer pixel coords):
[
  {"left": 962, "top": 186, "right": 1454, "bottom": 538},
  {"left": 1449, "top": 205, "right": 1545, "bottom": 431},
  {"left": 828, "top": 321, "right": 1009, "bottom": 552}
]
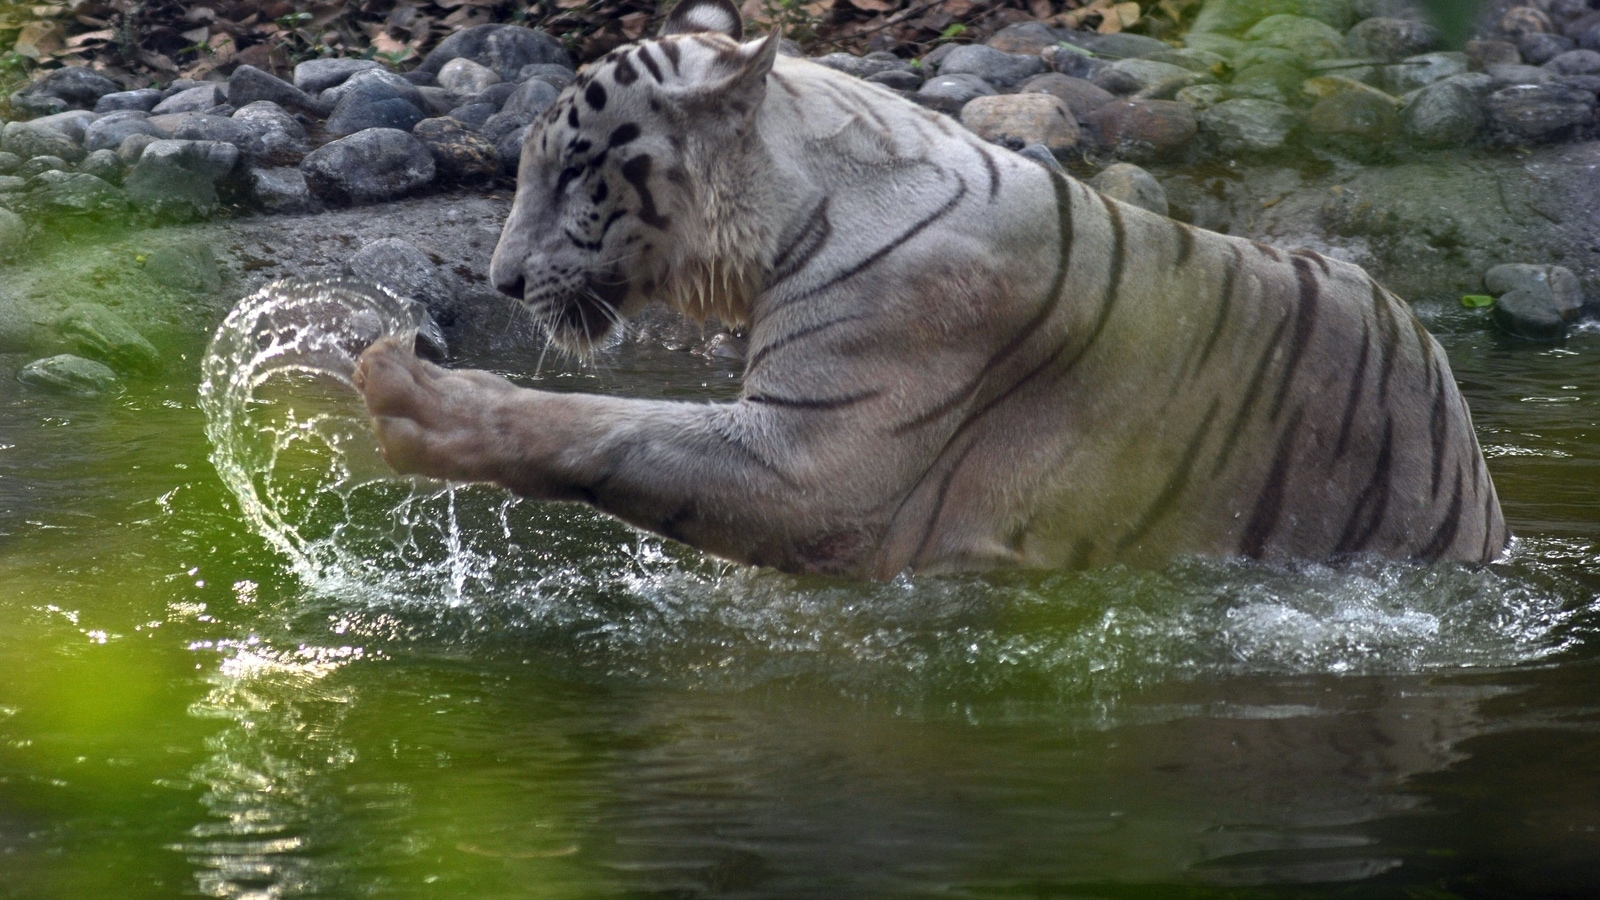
[{"left": 495, "top": 271, "right": 526, "bottom": 301}]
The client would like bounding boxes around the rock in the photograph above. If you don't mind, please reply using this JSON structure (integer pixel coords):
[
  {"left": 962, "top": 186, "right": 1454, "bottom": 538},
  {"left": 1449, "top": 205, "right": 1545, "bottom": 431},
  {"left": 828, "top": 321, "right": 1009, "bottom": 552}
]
[
  {"left": 463, "top": 81, "right": 519, "bottom": 110},
  {"left": 1019, "top": 73, "right": 1116, "bottom": 121},
  {"left": 77, "top": 149, "right": 122, "bottom": 184},
  {"left": 1058, "top": 30, "right": 1171, "bottom": 59},
  {"left": 865, "top": 69, "right": 923, "bottom": 91},
  {"left": 17, "top": 355, "right": 120, "bottom": 395},
  {"left": 1546, "top": 49, "right": 1600, "bottom": 75},
  {"left": 0, "top": 175, "right": 26, "bottom": 194},
  {"left": 83, "top": 115, "right": 168, "bottom": 153},
  {"left": 148, "top": 112, "right": 261, "bottom": 156},
  {"left": 1041, "top": 44, "right": 1109, "bottom": 81},
  {"left": 32, "top": 110, "right": 98, "bottom": 143},
  {"left": 986, "top": 21, "right": 1061, "bottom": 56},
  {"left": 1089, "top": 162, "right": 1169, "bottom": 216},
  {"left": 116, "top": 133, "right": 159, "bottom": 166},
  {"left": 1465, "top": 40, "right": 1522, "bottom": 70},
  {"left": 1306, "top": 89, "right": 1401, "bottom": 139},
  {"left": 1183, "top": 33, "right": 1248, "bottom": 57},
  {"left": 300, "top": 128, "right": 435, "bottom": 204},
  {"left": 1, "top": 121, "right": 85, "bottom": 164},
  {"left": 482, "top": 111, "right": 534, "bottom": 144},
  {"left": 1484, "top": 263, "right": 1586, "bottom": 318},
  {"left": 418, "top": 86, "right": 461, "bottom": 117},
  {"left": 518, "top": 64, "right": 576, "bottom": 91},
  {"left": 293, "top": 58, "right": 382, "bottom": 94},
  {"left": 142, "top": 243, "right": 222, "bottom": 293},
  {"left": 1192, "top": 0, "right": 1353, "bottom": 35},
  {"left": 437, "top": 58, "right": 502, "bottom": 95},
  {"left": 1085, "top": 99, "right": 1198, "bottom": 162},
  {"left": 938, "top": 44, "right": 1048, "bottom": 88},
  {"left": 1487, "top": 63, "right": 1557, "bottom": 86},
  {"left": 1300, "top": 74, "right": 1392, "bottom": 102},
  {"left": 320, "top": 69, "right": 426, "bottom": 111},
  {"left": 959, "top": 94, "right": 1080, "bottom": 156},
  {"left": 1578, "top": 17, "right": 1600, "bottom": 52},
  {"left": 1016, "top": 143, "right": 1065, "bottom": 172},
  {"left": 1245, "top": 14, "right": 1348, "bottom": 60},
  {"left": 1091, "top": 67, "right": 1146, "bottom": 96},
  {"left": 1493, "top": 289, "right": 1570, "bottom": 340},
  {"left": 249, "top": 166, "right": 312, "bottom": 213},
  {"left": 326, "top": 95, "right": 426, "bottom": 137},
  {"left": 1228, "top": 61, "right": 1307, "bottom": 103},
  {"left": 34, "top": 169, "right": 127, "bottom": 216},
  {"left": 1519, "top": 32, "right": 1575, "bottom": 66},
  {"left": 94, "top": 88, "right": 164, "bottom": 113},
  {"left": 1497, "top": 6, "right": 1554, "bottom": 41},
  {"left": 17, "top": 155, "right": 69, "bottom": 178},
  {"left": 448, "top": 103, "right": 499, "bottom": 131},
  {"left": 343, "top": 238, "right": 456, "bottom": 313},
  {"left": 122, "top": 139, "right": 240, "bottom": 218},
  {"left": 1176, "top": 83, "right": 1232, "bottom": 110},
  {"left": 495, "top": 123, "right": 533, "bottom": 174},
  {"left": 1345, "top": 17, "right": 1440, "bottom": 62},
  {"left": 228, "top": 64, "right": 322, "bottom": 113},
  {"left": 1384, "top": 51, "right": 1467, "bottom": 94},
  {"left": 1401, "top": 80, "right": 1485, "bottom": 147},
  {"left": 0, "top": 152, "right": 21, "bottom": 175},
  {"left": 412, "top": 117, "right": 499, "bottom": 180},
  {"left": 415, "top": 24, "right": 572, "bottom": 82},
  {"left": 56, "top": 304, "right": 161, "bottom": 374},
  {"left": 500, "top": 79, "right": 560, "bottom": 119},
  {"left": 0, "top": 207, "right": 24, "bottom": 259},
  {"left": 1100, "top": 59, "right": 1214, "bottom": 97},
  {"left": 1199, "top": 98, "right": 1300, "bottom": 154},
  {"left": 1485, "top": 83, "right": 1598, "bottom": 140},
  {"left": 150, "top": 84, "right": 224, "bottom": 115},
  {"left": 812, "top": 52, "right": 909, "bottom": 80},
  {"left": 232, "top": 101, "right": 310, "bottom": 163},
  {"left": 12, "top": 67, "right": 120, "bottom": 114},
  {"left": 915, "top": 73, "right": 997, "bottom": 114}
]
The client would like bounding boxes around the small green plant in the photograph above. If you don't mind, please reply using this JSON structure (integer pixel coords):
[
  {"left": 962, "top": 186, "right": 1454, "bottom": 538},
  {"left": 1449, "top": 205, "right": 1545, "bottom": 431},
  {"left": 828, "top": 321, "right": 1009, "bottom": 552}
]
[
  {"left": 758, "top": 0, "right": 820, "bottom": 47},
  {"left": 933, "top": 22, "right": 966, "bottom": 45}
]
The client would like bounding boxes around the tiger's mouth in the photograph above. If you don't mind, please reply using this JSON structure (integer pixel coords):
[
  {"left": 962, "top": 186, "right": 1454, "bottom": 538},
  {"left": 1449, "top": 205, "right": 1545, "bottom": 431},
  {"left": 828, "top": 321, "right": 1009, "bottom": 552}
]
[{"left": 538, "top": 272, "right": 629, "bottom": 350}]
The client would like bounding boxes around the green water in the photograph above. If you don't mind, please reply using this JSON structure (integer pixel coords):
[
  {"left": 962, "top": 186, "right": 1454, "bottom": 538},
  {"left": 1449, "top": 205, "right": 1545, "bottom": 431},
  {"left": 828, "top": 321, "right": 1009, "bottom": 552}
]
[{"left": 1, "top": 294, "right": 1597, "bottom": 898}]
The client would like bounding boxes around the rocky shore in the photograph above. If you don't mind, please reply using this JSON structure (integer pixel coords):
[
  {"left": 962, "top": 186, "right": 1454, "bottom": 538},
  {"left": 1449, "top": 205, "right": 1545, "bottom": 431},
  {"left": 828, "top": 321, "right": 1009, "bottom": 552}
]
[{"left": 3, "top": 0, "right": 1598, "bottom": 395}]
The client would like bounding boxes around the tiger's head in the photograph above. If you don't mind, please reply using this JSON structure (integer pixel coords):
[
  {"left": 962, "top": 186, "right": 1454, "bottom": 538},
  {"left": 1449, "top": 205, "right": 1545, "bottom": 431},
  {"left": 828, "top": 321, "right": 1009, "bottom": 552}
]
[{"left": 488, "top": 0, "right": 781, "bottom": 351}]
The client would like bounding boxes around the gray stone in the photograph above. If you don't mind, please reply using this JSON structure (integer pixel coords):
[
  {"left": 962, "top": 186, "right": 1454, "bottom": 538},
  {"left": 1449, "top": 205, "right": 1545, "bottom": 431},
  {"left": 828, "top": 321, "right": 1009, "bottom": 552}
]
[
  {"left": 1042, "top": 44, "right": 1109, "bottom": 81},
  {"left": 151, "top": 84, "right": 224, "bottom": 115},
  {"left": 320, "top": 69, "right": 426, "bottom": 111},
  {"left": 1089, "top": 162, "right": 1169, "bottom": 216},
  {"left": 1199, "top": 98, "right": 1300, "bottom": 153},
  {"left": 500, "top": 79, "right": 560, "bottom": 119},
  {"left": 77, "top": 148, "right": 121, "bottom": 184},
  {"left": 0, "top": 175, "right": 30, "bottom": 194},
  {"left": 495, "top": 123, "right": 533, "bottom": 174},
  {"left": 1091, "top": 66, "right": 1146, "bottom": 96},
  {"left": 17, "top": 155, "right": 70, "bottom": 178},
  {"left": 0, "top": 207, "right": 24, "bottom": 259},
  {"left": 1016, "top": 143, "right": 1065, "bottom": 172},
  {"left": 123, "top": 139, "right": 240, "bottom": 218},
  {"left": 57, "top": 304, "right": 161, "bottom": 374},
  {"left": 1306, "top": 89, "right": 1400, "bottom": 139},
  {"left": 986, "top": 21, "right": 1061, "bottom": 56},
  {"left": 438, "top": 58, "right": 502, "bottom": 94},
  {"left": 29, "top": 110, "right": 97, "bottom": 144},
  {"left": 1519, "top": 32, "right": 1575, "bottom": 66},
  {"left": 1485, "top": 82, "right": 1597, "bottom": 139},
  {"left": 463, "top": 81, "right": 519, "bottom": 110},
  {"left": 1058, "top": 30, "right": 1172, "bottom": 59},
  {"left": 959, "top": 94, "right": 1080, "bottom": 156},
  {"left": 18, "top": 355, "right": 120, "bottom": 395},
  {"left": 10, "top": 67, "right": 119, "bottom": 114},
  {"left": 915, "top": 73, "right": 996, "bottom": 114},
  {"left": 1546, "top": 48, "right": 1600, "bottom": 74},
  {"left": 1385, "top": 52, "right": 1468, "bottom": 93},
  {"left": 412, "top": 117, "right": 499, "bottom": 180},
  {"left": 0, "top": 152, "right": 19, "bottom": 174},
  {"left": 448, "top": 103, "right": 498, "bottom": 130},
  {"left": 1, "top": 121, "right": 85, "bottom": 163},
  {"left": 1487, "top": 63, "right": 1557, "bottom": 86},
  {"left": 812, "top": 52, "right": 910, "bottom": 80},
  {"left": 1484, "top": 263, "right": 1585, "bottom": 318},
  {"left": 519, "top": 64, "right": 576, "bottom": 92},
  {"left": 1345, "top": 17, "right": 1440, "bottom": 62},
  {"left": 148, "top": 112, "right": 261, "bottom": 156},
  {"left": 865, "top": 69, "right": 923, "bottom": 91},
  {"left": 1245, "top": 14, "right": 1348, "bottom": 60},
  {"left": 1466, "top": 39, "right": 1523, "bottom": 69},
  {"left": 94, "top": 89, "right": 163, "bottom": 113},
  {"left": 413, "top": 86, "right": 459, "bottom": 117},
  {"left": 1019, "top": 73, "right": 1116, "bottom": 121},
  {"left": 1086, "top": 99, "right": 1198, "bottom": 162},
  {"left": 145, "top": 243, "right": 222, "bottom": 293},
  {"left": 249, "top": 166, "right": 312, "bottom": 213},
  {"left": 300, "top": 128, "right": 435, "bottom": 204},
  {"left": 1497, "top": 5, "right": 1554, "bottom": 41},
  {"left": 1192, "top": 0, "right": 1353, "bottom": 35},
  {"left": 326, "top": 96, "right": 426, "bottom": 137},
  {"left": 1183, "top": 33, "right": 1249, "bottom": 56},
  {"left": 231, "top": 101, "right": 310, "bottom": 162},
  {"left": 482, "top": 111, "right": 534, "bottom": 144},
  {"left": 116, "top": 133, "right": 159, "bottom": 166},
  {"left": 293, "top": 58, "right": 382, "bottom": 94},
  {"left": 1493, "top": 288, "right": 1570, "bottom": 340},
  {"left": 1176, "top": 83, "right": 1232, "bottom": 110},
  {"left": 415, "top": 24, "right": 572, "bottom": 82},
  {"left": 1228, "top": 61, "right": 1306, "bottom": 103},
  {"left": 1401, "top": 80, "right": 1484, "bottom": 147},
  {"left": 938, "top": 44, "right": 1048, "bottom": 88},
  {"left": 229, "top": 64, "right": 323, "bottom": 113},
  {"left": 1102, "top": 59, "right": 1214, "bottom": 97},
  {"left": 344, "top": 238, "right": 456, "bottom": 312},
  {"left": 83, "top": 115, "right": 168, "bottom": 153}
]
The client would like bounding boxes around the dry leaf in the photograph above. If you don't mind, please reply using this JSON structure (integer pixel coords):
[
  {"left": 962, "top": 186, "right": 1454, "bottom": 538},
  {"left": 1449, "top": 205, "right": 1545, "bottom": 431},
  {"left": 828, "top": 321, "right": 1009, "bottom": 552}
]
[
  {"left": 65, "top": 27, "right": 115, "bottom": 47},
  {"left": 847, "top": 0, "right": 896, "bottom": 12},
  {"left": 15, "top": 21, "right": 65, "bottom": 59}
]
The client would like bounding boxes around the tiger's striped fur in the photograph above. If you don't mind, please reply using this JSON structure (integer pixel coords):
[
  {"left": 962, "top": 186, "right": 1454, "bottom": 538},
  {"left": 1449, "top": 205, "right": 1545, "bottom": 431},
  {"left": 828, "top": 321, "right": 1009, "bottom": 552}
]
[{"left": 357, "top": 0, "right": 1509, "bottom": 577}]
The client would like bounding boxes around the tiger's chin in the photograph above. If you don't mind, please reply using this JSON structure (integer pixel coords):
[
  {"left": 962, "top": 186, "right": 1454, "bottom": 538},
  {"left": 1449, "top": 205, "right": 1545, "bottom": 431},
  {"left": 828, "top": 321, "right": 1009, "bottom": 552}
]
[{"left": 527, "top": 277, "right": 632, "bottom": 354}]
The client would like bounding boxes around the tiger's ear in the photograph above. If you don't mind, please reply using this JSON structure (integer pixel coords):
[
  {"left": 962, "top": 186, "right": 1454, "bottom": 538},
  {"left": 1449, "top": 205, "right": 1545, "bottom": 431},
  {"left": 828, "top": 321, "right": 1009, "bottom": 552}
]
[
  {"left": 662, "top": 0, "right": 743, "bottom": 39},
  {"left": 715, "top": 30, "right": 781, "bottom": 115}
]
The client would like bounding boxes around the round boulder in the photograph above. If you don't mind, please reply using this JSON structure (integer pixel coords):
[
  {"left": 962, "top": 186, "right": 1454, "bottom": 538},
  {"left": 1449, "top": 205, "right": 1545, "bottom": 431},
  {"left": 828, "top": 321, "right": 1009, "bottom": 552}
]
[
  {"left": 1199, "top": 98, "right": 1300, "bottom": 154},
  {"left": 959, "top": 94, "right": 1080, "bottom": 156},
  {"left": 412, "top": 117, "right": 499, "bottom": 181},
  {"left": 1088, "top": 163, "right": 1169, "bottom": 216},
  {"left": 938, "top": 44, "right": 1049, "bottom": 88},
  {"left": 1485, "top": 82, "right": 1598, "bottom": 140},
  {"left": 1401, "top": 80, "right": 1485, "bottom": 147},
  {"left": 1085, "top": 99, "right": 1198, "bottom": 162},
  {"left": 300, "top": 128, "right": 436, "bottom": 204},
  {"left": 18, "top": 355, "right": 120, "bottom": 395}
]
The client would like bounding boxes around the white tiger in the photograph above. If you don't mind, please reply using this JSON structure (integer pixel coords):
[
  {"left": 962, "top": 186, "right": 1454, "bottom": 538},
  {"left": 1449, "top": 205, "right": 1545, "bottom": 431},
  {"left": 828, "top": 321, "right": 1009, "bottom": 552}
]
[{"left": 354, "top": 0, "right": 1508, "bottom": 577}]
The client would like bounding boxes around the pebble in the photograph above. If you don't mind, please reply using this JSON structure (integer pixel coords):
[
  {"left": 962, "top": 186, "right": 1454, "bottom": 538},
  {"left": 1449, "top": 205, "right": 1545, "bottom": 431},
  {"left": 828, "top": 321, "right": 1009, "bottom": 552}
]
[
  {"left": 249, "top": 166, "right": 313, "bottom": 213},
  {"left": 1086, "top": 99, "right": 1198, "bottom": 162},
  {"left": 1401, "top": 80, "right": 1485, "bottom": 147},
  {"left": 1, "top": 121, "right": 86, "bottom": 163},
  {"left": 1019, "top": 73, "right": 1116, "bottom": 121},
  {"left": 915, "top": 73, "right": 996, "bottom": 114},
  {"left": 123, "top": 139, "right": 240, "bottom": 218},
  {"left": 300, "top": 128, "right": 435, "bottom": 204},
  {"left": 1497, "top": 6, "right": 1553, "bottom": 41},
  {"left": 1199, "top": 98, "right": 1300, "bottom": 154},
  {"left": 437, "top": 58, "right": 502, "bottom": 95},
  {"left": 1103, "top": 59, "right": 1214, "bottom": 96},
  {"left": 1345, "top": 17, "right": 1440, "bottom": 62},
  {"left": 960, "top": 94, "right": 1080, "bottom": 156},
  {"left": 293, "top": 58, "right": 382, "bottom": 94},
  {"left": 938, "top": 44, "right": 1048, "bottom": 89},
  {"left": 151, "top": 85, "right": 225, "bottom": 115},
  {"left": 1089, "top": 162, "right": 1169, "bottom": 216},
  {"left": 17, "top": 354, "right": 120, "bottom": 395},
  {"left": 1485, "top": 263, "right": 1586, "bottom": 318},
  {"left": 412, "top": 117, "right": 500, "bottom": 180},
  {"left": 1176, "top": 83, "right": 1231, "bottom": 110},
  {"left": 56, "top": 303, "right": 162, "bottom": 374},
  {"left": 116, "top": 133, "right": 159, "bottom": 166},
  {"left": 1485, "top": 82, "right": 1598, "bottom": 140},
  {"left": 1244, "top": 14, "right": 1347, "bottom": 60},
  {"left": 143, "top": 243, "right": 222, "bottom": 292}
]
